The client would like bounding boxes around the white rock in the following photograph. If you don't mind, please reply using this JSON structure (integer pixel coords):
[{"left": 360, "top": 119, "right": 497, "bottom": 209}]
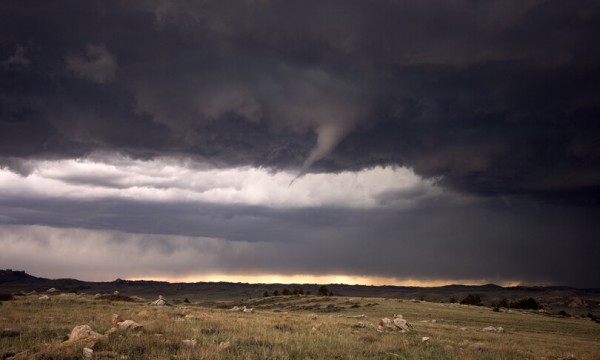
[
  {"left": 422, "top": 336, "right": 430, "bottom": 342},
  {"left": 38, "top": 295, "right": 50, "bottom": 300}
]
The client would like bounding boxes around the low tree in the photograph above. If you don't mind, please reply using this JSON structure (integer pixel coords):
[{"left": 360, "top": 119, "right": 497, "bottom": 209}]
[
  {"left": 263, "top": 291, "right": 269, "bottom": 297},
  {"left": 273, "top": 290, "right": 279, "bottom": 296},
  {"left": 318, "top": 285, "right": 329, "bottom": 296},
  {"left": 282, "top": 288, "right": 291, "bottom": 296}
]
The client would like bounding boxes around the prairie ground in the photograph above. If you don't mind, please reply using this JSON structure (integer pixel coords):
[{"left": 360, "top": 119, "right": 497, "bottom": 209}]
[{"left": 1, "top": 293, "right": 599, "bottom": 359}]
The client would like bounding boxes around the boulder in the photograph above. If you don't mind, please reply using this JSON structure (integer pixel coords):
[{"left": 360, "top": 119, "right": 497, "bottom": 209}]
[
  {"left": 67, "top": 325, "right": 106, "bottom": 344},
  {"left": 243, "top": 307, "right": 254, "bottom": 313},
  {"left": 38, "top": 295, "right": 49, "bottom": 301},
  {"left": 46, "top": 288, "right": 59, "bottom": 294},
  {"left": 151, "top": 295, "right": 166, "bottom": 306}
]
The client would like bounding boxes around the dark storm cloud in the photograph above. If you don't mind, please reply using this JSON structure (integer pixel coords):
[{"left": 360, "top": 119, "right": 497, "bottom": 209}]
[
  {"left": 1, "top": 0, "right": 600, "bottom": 203},
  {"left": 1, "top": 195, "right": 599, "bottom": 287}
]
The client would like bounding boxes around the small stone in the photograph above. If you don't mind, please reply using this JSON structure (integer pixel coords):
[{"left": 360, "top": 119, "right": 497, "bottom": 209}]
[
  {"left": 243, "top": 307, "right": 254, "bottom": 313},
  {"left": 274, "top": 323, "right": 288, "bottom": 331},
  {"left": 422, "top": 336, "right": 430, "bottom": 342},
  {"left": 113, "top": 290, "right": 119, "bottom": 295},
  {"left": 111, "top": 314, "right": 124, "bottom": 326},
  {"left": 181, "top": 339, "right": 197, "bottom": 347},
  {"left": 117, "top": 320, "right": 143, "bottom": 331},
  {"left": 46, "top": 288, "right": 59, "bottom": 294},
  {"left": 83, "top": 347, "right": 94, "bottom": 359},
  {"left": 38, "top": 295, "right": 49, "bottom": 300},
  {"left": 482, "top": 326, "right": 497, "bottom": 332}
]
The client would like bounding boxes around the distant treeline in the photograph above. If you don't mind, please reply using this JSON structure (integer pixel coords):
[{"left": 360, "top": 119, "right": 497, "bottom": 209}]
[{"left": 454, "top": 294, "right": 542, "bottom": 310}]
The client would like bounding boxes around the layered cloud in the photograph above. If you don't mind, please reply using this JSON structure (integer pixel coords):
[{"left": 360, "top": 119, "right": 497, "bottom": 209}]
[{"left": 1, "top": 1, "right": 599, "bottom": 286}]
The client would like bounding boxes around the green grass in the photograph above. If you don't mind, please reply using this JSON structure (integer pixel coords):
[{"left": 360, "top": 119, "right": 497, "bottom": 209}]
[{"left": 1, "top": 294, "right": 599, "bottom": 359}]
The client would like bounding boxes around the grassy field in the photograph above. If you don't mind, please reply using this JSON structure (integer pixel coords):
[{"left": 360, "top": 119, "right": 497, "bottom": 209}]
[{"left": 1, "top": 293, "right": 599, "bottom": 359}]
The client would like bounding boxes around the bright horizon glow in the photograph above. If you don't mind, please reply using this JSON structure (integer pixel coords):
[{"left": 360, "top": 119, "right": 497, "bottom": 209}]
[{"left": 127, "top": 273, "right": 523, "bottom": 288}]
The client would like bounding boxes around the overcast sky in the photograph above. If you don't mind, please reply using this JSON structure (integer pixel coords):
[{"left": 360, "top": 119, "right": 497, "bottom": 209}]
[{"left": 1, "top": 0, "right": 599, "bottom": 287}]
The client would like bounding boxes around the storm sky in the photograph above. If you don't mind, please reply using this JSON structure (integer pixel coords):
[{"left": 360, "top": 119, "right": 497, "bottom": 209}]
[{"left": 1, "top": 0, "right": 600, "bottom": 287}]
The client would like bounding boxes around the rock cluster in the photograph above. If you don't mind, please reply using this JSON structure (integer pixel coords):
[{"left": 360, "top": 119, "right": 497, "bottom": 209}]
[{"left": 378, "top": 314, "right": 411, "bottom": 333}]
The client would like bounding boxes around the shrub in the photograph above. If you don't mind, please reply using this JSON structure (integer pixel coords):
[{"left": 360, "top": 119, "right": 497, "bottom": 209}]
[
  {"left": 282, "top": 288, "right": 291, "bottom": 296},
  {"left": 263, "top": 291, "right": 269, "bottom": 297},
  {"left": 318, "top": 285, "right": 329, "bottom": 296},
  {"left": 273, "top": 290, "right": 279, "bottom": 296},
  {"left": 0, "top": 293, "right": 14, "bottom": 301},
  {"left": 460, "top": 294, "right": 482, "bottom": 306}
]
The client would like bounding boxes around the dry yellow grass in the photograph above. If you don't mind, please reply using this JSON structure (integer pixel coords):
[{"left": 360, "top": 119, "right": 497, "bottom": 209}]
[{"left": 1, "top": 294, "right": 599, "bottom": 359}]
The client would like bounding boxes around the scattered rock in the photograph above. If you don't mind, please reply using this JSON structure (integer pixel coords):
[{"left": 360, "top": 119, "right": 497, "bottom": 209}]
[
  {"left": 218, "top": 341, "right": 231, "bottom": 351},
  {"left": 129, "top": 296, "right": 146, "bottom": 302},
  {"left": 151, "top": 295, "right": 166, "bottom": 306},
  {"left": 82, "top": 347, "right": 93, "bottom": 359},
  {"left": 25, "top": 290, "right": 37, "bottom": 296},
  {"left": 422, "top": 337, "right": 430, "bottom": 342},
  {"left": 181, "top": 339, "right": 197, "bottom": 348},
  {"left": 460, "top": 327, "right": 467, "bottom": 331},
  {"left": 116, "top": 320, "right": 143, "bottom": 331},
  {"left": 228, "top": 305, "right": 254, "bottom": 313},
  {"left": 0, "top": 328, "right": 20, "bottom": 338},
  {"left": 38, "top": 295, "right": 49, "bottom": 301},
  {"left": 46, "top": 288, "right": 59, "bottom": 294},
  {"left": 113, "top": 290, "right": 119, "bottom": 295}
]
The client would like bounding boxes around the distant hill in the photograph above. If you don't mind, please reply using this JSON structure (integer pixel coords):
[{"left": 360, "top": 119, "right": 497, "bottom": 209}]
[{"left": 1, "top": 269, "right": 599, "bottom": 314}]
